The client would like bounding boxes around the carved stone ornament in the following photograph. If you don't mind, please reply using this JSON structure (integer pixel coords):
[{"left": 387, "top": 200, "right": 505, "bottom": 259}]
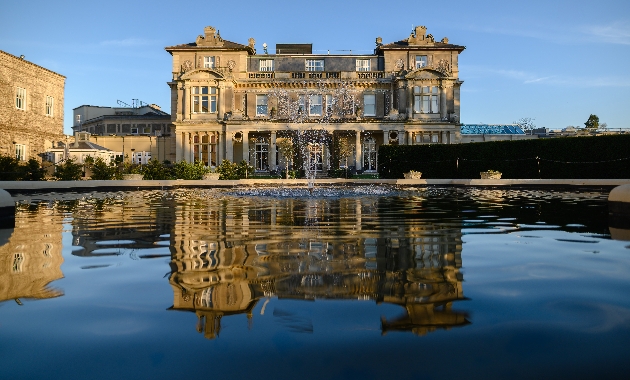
[
  {"left": 227, "top": 60, "right": 236, "bottom": 71},
  {"left": 436, "top": 59, "right": 451, "bottom": 75},
  {"left": 395, "top": 59, "right": 404, "bottom": 71},
  {"left": 233, "top": 131, "right": 243, "bottom": 142},
  {"left": 248, "top": 38, "right": 255, "bottom": 48},
  {"left": 182, "top": 60, "right": 193, "bottom": 72}
]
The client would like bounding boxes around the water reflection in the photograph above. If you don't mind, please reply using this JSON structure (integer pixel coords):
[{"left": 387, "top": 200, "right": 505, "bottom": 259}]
[{"left": 0, "top": 204, "right": 64, "bottom": 305}]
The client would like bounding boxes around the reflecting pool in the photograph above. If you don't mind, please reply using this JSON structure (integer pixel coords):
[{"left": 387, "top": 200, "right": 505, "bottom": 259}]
[{"left": 1, "top": 186, "right": 629, "bottom": 379}]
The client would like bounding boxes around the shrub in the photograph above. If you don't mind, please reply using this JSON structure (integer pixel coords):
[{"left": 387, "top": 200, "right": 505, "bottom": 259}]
[
  {"left": 141, "top": 159, "right": 173, "bottom": 180},
  {"left": 54, "top": 158, "right": 83, "bottom": 181},
  {"left": 172, "top": 160, "right": 211, "bottom": 180},
  {"left": 88, "top": 157, "right": 118, "bottom": 180}
]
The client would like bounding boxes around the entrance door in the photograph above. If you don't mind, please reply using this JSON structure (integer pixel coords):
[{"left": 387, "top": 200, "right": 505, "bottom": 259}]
[
  {"left": 307, "top": 143, "right": 323, "bottom": 173},
  {"left": 363, "top": 137, "right": 377, "bottom": 171},
  {"left": 255, "top": 138, "right": 269, "bottom": 171}
]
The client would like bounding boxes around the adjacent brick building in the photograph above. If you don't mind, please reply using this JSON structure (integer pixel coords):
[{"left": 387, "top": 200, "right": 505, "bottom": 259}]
[{"left": 0, "top": 50, "right": 65, "bottom": 162}]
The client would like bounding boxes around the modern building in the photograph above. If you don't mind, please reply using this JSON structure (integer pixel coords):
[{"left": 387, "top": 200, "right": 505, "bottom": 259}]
[
  {"left": 460, "top": 124, "right": 536, "bottom": 143},
  {"left": 71, "top": 103, "right": 175, "bottom": 163},
  {"left": 72, "top": 102, "right": 171, "bottom": 137},
  {"left": 0, "top": 50, "right": 65, "bottom": 162},
  {"left": 165, "top": 25, "right": 465, "bottom": 174}
]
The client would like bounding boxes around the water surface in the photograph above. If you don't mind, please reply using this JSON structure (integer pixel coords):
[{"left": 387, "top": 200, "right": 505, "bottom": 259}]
[{"left": 1, "top": 186, "right": 629, "bottom": 379}]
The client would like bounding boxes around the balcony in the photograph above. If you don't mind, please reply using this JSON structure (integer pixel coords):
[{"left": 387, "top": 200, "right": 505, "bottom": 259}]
[{"left": 248, "top": 72, "right": 275, "bottom": 79}]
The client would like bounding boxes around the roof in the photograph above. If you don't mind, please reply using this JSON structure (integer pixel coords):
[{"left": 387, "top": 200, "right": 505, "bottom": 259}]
[
  {"left": 378, "top": 39, "right": 466, "bottom": 52},
  {"left": 0, "top": 49, "right": 66, "bottom": 78},
  {"left": 63, "top": 141, "right": 111, "bottom": 151},
  {"left": 165, "top": 40, "right": 254, "bottom": 54},
  {"left": 460, "top": 124, "right": 525, "bottom": 135}
]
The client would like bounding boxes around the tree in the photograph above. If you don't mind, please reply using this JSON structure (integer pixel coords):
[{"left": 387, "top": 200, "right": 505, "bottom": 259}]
[
  {"left": 584, "top": 114, "right": 599, "bottom": 129},
  {"left": 337, "top": 137, "right": 353, "bottom": 178},
  {"left": 599, "top": 122, "right": 608, "bottom": 131},
  {"left": 513, "top": 117, "right": 536, "bottom": 133},
  {"left": 54, "top": 158, "right": 83, "bottom": 181},
  {"left": 19, "top": 158, "right": 46, "bottom": 181},
  {"left": 88, "top": 157, "right": 118, "bottom": 180},
  {"left": 141, "top": 159, "right": 173, "bottom": 180}
]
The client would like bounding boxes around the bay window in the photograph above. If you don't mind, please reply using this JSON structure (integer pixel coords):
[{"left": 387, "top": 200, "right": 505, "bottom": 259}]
[
  {"left": 192, "top": 86, "right": 217, "bottom": 113},
  {"left": 413, "top": 86, "right": 439, "bottom": 114}
]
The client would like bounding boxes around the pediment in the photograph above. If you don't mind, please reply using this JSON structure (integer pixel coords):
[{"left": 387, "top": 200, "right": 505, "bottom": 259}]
[
  {"left": 181, "top": 69, "right": 224, "bottom": 81},
  {"left": 405, "top": 68, "right": 444, "bottom": 80}
]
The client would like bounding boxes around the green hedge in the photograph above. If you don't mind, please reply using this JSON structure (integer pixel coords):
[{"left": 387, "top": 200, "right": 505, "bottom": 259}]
[{"left": 378, "top": 135, "right": 630, "bottom": 179}]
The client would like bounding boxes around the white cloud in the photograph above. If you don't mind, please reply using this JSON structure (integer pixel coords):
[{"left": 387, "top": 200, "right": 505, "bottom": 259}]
[{"left": 585, "top": 22, "right": 630, "bottom": 45}]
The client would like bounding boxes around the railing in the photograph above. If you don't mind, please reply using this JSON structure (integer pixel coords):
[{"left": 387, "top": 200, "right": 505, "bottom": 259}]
[
  {"left": 356, "top": 71, "right": 385, "bottom": 79},
  {"left": 248, "top": 72, "right": 275, "bottom": 79},
  {"left": 290, "top": 72, "right": 341, "bottom": 79}
]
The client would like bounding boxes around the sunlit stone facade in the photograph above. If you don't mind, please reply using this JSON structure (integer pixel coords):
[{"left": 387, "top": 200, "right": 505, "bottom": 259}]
[
  {"left": 0, "top": 50, "right": 65, "bottom": 162},
  {"left": 165, "top": 25, "right": 465, "bottom": 174}
]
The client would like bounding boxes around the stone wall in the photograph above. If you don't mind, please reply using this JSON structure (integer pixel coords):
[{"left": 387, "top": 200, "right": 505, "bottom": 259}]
[{"left": 0, "top": 50, "right": 66, "bottom": 162}]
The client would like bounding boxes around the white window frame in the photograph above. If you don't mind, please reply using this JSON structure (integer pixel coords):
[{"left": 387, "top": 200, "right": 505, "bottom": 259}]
[
  {"left": 356, "top": 59, "right": 370, "bottom": 71},
  {"left": 413, "top": 86, "right": 439, "bottom": 114},
  {"left": 363, "top": 94, "right": 376, "bottom": 116},
  {"left": 415, "top": 55, "right": 427, "bottom": 69},
  {"left": 16, "top": 87, "right": 26, "bottom": 110},
  {"left": 309, "top": 94, "right": 322, "bottom": 116},
  {"left": 259, "top": 59, "right": 274, "bottom": 72},
  {"left": 192, "top": 86, "right": 217, "bottom": 113},
  {"left": 46, "top": 96, "right": 54, "bottom": 117},
  {"left": 204, "top": 56, "right": 215, "bottom": 68},
  {"left": 256, "top": 94, "right": 268, "bottom": 116},
  {"left": 305, "top": 59, "right": 324, "bottom": 71},
  {"left": 14, "top": 143, "right": 26, "bottom": 161}
]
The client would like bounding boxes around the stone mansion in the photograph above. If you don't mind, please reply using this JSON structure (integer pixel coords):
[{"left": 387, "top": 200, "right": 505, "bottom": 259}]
[{"left": 165, "top": 25, "right": 465, "bottom": 173}]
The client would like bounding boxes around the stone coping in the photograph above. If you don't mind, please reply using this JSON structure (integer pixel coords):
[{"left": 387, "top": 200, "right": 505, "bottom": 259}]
[{"left": 0, "top": 178, "right": 629, "bottom": 194}]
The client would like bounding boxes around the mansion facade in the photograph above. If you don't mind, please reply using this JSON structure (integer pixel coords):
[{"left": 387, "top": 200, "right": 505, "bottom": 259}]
[{"left": 165, "top": 25, "right": 465, "bottom": 173}]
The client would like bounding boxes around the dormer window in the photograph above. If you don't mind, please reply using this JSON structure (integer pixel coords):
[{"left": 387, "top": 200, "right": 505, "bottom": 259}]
[
  {"left": 204, "top": 56, "right": 215, "bottom": 68},
  {"left": 305, "top": 59, "right": 324, "bottom": 71},
  {"left": 259, "top": 59, "right": 274, "bottom": 71},
  {"left": 356, "top": 59, "right": 370, "bottom": 71},
  {"left": 415, "top": 55, "right": 427, "bottom": 69}
]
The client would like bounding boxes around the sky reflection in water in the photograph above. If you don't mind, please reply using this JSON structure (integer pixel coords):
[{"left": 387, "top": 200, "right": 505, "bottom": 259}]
[{"left": 1, "top": 186, "right": 629, "bottom": 379}]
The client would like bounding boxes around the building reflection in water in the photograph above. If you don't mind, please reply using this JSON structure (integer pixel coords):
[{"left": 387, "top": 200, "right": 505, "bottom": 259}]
[
  {"left": 168, "top": 195, "right": 469, "bottom": 339},
  {"left": 0, "top": 204, "right": 64, "bottom": 305}
]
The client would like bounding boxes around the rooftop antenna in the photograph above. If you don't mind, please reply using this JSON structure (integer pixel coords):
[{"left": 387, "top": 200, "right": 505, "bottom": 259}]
[{"left": 117, "top": 99, "right": 132, "bottom": 108}]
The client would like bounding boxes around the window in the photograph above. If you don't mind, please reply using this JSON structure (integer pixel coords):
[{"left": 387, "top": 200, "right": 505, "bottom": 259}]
[
  {"left": 309, "top": 94, "right": 322, "bottom": 116},
  {"left": 305, "top": 59, "right": 324, "bottom": 71},
  {"left": 256, "top": 94, "right": 268, "bottom": 116},
  {"left": 356, "top": 59, "right": 370, "bottom": 71},
  {"left": 16, "top": 87, "right": 26, "bottom": 110},
  {"left": 298, "top": 95, "right": 306, "bottom": 114},
  {"left": 259, "top": 59, "right": 274, "bottom": 71},
  {"left": 415, "top": 55, "right": 427, "bottom": 69},
  {"left": 413, "top": 86, "right": 439, "bottom": 114},
  {"left": 204, "top": 56, "right": 215, "bottom": 68},
  {"left": 14, "top": 144, "right": 26, "bottom": 161},
  {"left": 192, "top": 86, "right": 217, "bottom": 113},
  {"left": 325, "top": 94, "right": 333, "bottom": 115},
  {"left": 46, "top": 96, "right": 54, "bottom": 116},
  {"left": 363, "top": 94, "right": 376, "bottom": 116}
]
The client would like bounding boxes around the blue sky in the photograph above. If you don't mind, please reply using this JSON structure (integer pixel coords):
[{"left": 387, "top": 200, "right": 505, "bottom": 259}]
[{"left": 1, "top": 0, "right": 628, "bottom": 134}]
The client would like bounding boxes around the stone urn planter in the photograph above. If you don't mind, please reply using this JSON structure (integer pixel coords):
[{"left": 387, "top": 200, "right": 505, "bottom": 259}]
[
  {"left": 122, "top": 174, "right": 143, "bottom": 180},
  {"left": 404, "top": 171, "right": 422, "bottom": 179},
  {"left": 480, "top": 171, "right": 502, "bottom": 179},
  {"left": 203, "top": 173, "right": 220, "bottom": 180}
]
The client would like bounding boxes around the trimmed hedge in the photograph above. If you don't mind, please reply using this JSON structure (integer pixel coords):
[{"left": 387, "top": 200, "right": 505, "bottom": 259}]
[{"left": 378, "top": 135, "right": 630, "bottom": 179}]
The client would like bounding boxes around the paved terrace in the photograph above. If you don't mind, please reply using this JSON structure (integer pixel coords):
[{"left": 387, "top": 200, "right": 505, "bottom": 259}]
[{"left": 1, "top": 178, "right": 629, "bottom": 195}]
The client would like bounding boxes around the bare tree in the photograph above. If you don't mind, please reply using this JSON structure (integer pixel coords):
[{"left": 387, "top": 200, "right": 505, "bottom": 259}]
[{"left": 513, "top": 117, "right": 536, "bottom": 134}]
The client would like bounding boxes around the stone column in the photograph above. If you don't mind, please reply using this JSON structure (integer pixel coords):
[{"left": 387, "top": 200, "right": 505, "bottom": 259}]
[
  {"left": 440, "top": 86, "right": 447, "bottom": 120},
  {"left": 242, "top": 131, "right": 249, "bottom": 164},
  {"left": 441, "top": 131, "right": 447, "bottom": 145},
  {"left": 355, "top": 131, "right": 362, "bottom": 171},
  {"left": 176, "top": 129, "right": 183, "bottom": 162},
  {"left": 226, "top": 131, "right": 234, "bottom": 162},
  {"left": 182, "top": 132, "right": 191, "bottom": 162},
  {"left": 270, "top": 131, "right": 277, "bottom": 171},
  {"left": 406, "top": 131, "right": 412, "bottom": 146}
]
